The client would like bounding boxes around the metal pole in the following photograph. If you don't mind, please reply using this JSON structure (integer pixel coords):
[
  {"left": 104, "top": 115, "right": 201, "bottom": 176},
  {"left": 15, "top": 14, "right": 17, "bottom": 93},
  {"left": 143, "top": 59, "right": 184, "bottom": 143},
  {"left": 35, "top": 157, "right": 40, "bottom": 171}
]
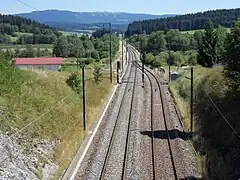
[
  {"left": 109, "top": 23, "right": 112, "bottom": 83},
  {"left": 117, "top": 61, "right": 120, "bottom": 84},
  {"left": 142, "top": 61, "right": 144, "bottom": 85},
  {"left": 77, "top": 57, "right": 79, "bottom": 69},
  {"left": 82, "top": 64, "right": 86, "bottom": 131},
  {"left": 142, "top": 53, "right": 145, "bottom": 86},
  {"left": 125, "top": 45, "right": 128, "bottom": 64},
  {"left": 169, "top": 63, "right": 171, "bottom": 83},
  {"left": 168, "top": 47, "right": 171, "bottom": 84},
  {"left": 191, "top": 67, "right": 193, "bottom": 134},
  {"left": 122, "top": 32, "right": 124, "bottom": 71}
]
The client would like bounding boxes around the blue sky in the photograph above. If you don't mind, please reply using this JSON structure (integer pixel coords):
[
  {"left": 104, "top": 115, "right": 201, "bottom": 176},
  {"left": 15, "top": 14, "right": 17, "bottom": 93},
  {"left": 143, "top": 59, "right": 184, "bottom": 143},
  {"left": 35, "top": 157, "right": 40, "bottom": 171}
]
[{"left": 2, "top": 0, "right": 240, "bottom": 14}]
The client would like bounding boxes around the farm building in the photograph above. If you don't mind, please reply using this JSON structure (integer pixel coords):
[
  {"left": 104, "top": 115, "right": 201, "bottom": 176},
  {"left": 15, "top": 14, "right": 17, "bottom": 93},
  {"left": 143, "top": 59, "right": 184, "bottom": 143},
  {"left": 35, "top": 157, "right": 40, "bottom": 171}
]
[{"left": 14, "top": 57, "right": 62, "bottom": 71}]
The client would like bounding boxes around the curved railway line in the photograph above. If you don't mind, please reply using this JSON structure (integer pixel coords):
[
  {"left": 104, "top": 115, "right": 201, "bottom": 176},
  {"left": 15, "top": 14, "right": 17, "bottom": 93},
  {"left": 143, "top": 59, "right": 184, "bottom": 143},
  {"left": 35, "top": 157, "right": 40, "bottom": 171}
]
[
  {"left": 74, "top": 45, "right": 198, "bottom": 180},
  {"left": 130, "top": 47, "right": 178, "bottom": 179}
]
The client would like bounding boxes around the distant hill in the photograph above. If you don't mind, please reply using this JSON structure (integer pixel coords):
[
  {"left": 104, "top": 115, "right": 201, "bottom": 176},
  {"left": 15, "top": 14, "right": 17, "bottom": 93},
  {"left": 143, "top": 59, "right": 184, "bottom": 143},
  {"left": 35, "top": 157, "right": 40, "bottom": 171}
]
[
  {"left": 125, "top": 8, "right": 240, "bottom": 36},
  {"left": 16, "top": 10, "right": 176, "bottom": 31}
]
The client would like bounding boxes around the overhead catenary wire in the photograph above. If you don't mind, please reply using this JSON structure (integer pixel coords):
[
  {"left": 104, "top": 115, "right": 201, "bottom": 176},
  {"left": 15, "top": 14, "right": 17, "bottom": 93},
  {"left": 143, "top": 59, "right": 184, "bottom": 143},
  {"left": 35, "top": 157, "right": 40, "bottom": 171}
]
[
  {"left": 10, "top": 91, "right": 74, "bottom": 138},
  {"left": 0, "top": 91, "right": 74, "bottom": 164},
  {"left": 15, "top": 0, "right": 40, "bottom": 11},
  {"left": 202, "top": 86, "right": 240, "bottom": 139}
]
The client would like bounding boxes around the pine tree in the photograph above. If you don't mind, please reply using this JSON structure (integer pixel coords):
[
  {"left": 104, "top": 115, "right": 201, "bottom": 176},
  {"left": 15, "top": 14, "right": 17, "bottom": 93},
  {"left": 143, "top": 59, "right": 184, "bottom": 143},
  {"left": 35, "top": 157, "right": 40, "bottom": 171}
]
[
  {"left": 225, "top": 20, "right": 240, "bottom": 91},
  {"left": 197, "top": 21, "right": 218, "bottom": 67}
]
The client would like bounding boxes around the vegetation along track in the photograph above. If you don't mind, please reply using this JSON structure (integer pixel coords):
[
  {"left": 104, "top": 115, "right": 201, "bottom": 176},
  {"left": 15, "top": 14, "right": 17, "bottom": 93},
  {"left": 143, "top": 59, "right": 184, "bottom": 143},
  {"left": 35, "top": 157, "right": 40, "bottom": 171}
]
[{"left": 130, "top": 47, "right": 178, "bottom": 180}]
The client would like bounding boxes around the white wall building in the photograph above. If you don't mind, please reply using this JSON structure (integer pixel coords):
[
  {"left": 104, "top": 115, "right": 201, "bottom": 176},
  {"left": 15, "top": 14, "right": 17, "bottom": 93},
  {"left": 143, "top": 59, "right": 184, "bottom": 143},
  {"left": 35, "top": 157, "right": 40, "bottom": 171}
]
[{"left": 15, "top": 57, "right": 62, "bottom": 71}]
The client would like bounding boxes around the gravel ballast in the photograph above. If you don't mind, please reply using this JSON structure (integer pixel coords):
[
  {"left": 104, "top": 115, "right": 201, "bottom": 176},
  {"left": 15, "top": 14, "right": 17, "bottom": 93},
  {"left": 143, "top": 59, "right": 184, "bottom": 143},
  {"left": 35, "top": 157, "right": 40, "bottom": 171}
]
[{"left": 74, "top": 48, "right": 200, "bottom": 180}]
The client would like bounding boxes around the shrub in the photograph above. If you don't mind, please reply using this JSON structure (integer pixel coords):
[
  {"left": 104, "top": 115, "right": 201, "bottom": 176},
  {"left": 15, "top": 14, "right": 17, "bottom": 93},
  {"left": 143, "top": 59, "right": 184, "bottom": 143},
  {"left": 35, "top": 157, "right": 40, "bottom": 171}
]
[
  {"left": 66, "top": 73, "right": 82, "bottom": 94},
  {"left": 93, "top": 63, "right": 103, "bottom": 84}
]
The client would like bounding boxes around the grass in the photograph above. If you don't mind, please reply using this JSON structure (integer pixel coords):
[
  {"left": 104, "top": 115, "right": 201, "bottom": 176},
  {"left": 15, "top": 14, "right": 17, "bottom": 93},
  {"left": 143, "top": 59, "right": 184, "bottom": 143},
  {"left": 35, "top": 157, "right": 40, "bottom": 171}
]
[
  {"left": 0, "top": 54, "right": 115, "bottom": 178},
  {"left": 60, "top": 31, "right": 83, "bottom": 37},
  {"left": 168, "top": 65, "right": 239, "bottom": 178},
  {"left": 181, "top": 28, "right": 231, "bottom": 34},
  {"left": 169, "top": 66, "right": 223, "bottom": 130},
  {"left": 5, "top": 32, "right": 34, "bottom": 43},
  {"left": 181, "top": 29, "right": 204, "bottom": 34}
]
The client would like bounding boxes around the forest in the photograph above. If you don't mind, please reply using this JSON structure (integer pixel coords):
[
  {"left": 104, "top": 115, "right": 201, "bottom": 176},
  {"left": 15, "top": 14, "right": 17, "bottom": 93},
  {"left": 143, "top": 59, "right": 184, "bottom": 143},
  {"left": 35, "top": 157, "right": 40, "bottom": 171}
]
[
  {"left": 0, "top": 14, "right": 61, "bottom": 44},
  {"left": 125, "top": 8, "right": 240, "bottom": 36}
]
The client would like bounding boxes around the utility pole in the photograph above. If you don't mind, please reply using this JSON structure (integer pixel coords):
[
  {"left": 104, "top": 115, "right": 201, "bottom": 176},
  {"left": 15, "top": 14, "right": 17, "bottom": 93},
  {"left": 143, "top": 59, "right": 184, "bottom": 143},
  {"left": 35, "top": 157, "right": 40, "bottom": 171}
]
[
  {"left": 125, "top": 44, "right": 128, "bottom": 64},
  {"left": 117, "top": 61, "right": 120, "bottom": 84},
  {"left": 122, "top": 31, "right": 124, "bottom": 71},
  {"left": 190, "top": 67, "right": 194, "bottom": 134},
  {"left": 168, "top": 42, "right": 171, "bottom": 84},
  {"left": 109, "top": 23, "right": 112, "bottom": 83},
  {"left": 142, "top": 52, "right": 145, "bottom": 86},
  {"left": 82, "top": 62, "right": 86, "bottom": 131}
]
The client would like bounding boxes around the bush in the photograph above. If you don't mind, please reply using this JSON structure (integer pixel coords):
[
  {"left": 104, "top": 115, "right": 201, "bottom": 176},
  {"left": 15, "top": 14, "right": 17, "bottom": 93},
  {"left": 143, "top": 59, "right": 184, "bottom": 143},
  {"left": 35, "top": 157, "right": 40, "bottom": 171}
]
[
  {"left": 84, "top": 58, "right": 95, "bottom": 65},
  {"left": 170, "top": 66, "right": 240, "bottom": 179},
  {"left": 66, "top": 73, "right": 82, "bottom": 94},
  {"left": 91, "top": 50, "right": 100, "bottom": 60},
  {"left": 145, "top": 53, "right": 155, "bottom": 65},
  {"left": 93, "top": 63, "right": 103, "bottom": 84}
]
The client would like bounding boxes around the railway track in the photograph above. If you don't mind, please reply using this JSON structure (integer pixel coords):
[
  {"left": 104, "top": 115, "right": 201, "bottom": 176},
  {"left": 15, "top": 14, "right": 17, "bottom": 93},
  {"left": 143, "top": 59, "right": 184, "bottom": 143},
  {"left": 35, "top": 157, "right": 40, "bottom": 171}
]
[
  {"left": 75, "top": 46, "right": 198, "bottom": 180},
  {"left": 99, "top": 53, "right": 138, "bottom": 179},
  {"left": 130, "top": 47, "right": 178, "bottom": 180}
]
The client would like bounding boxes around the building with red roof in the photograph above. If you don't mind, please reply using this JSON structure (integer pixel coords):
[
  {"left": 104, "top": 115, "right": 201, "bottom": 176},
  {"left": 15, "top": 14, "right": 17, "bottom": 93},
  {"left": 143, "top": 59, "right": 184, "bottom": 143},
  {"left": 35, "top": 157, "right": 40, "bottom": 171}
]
[{"left": 14, "top": 57, "right": 63, "bottom": 71}]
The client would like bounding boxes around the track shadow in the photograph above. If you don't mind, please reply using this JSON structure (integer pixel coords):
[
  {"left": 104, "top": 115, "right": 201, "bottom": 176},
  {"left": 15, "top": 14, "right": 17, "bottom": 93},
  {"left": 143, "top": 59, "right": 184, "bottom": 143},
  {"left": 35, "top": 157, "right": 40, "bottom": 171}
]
[
  {"left": 140, "top": 129, "right": 192, "bottom": 141},
  {"left": 179, "top": 177, "right": 202, "bottom": 180}
]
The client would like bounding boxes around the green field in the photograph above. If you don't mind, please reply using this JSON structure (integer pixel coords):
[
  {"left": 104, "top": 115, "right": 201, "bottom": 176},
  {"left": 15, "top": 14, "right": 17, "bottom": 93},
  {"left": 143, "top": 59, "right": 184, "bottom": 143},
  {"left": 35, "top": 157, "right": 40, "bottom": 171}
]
[
  {"left": 6, "top": 32, "right": 34, "bottom": 43},
  {"left": 60, "top": 31, "right": 83, "bottom": 37},
  {"left": 181, "top": 29, "right": 204, "bottom": 34},
  {"left": 181, "top": 28, "right": 231, "bottom": 34}
]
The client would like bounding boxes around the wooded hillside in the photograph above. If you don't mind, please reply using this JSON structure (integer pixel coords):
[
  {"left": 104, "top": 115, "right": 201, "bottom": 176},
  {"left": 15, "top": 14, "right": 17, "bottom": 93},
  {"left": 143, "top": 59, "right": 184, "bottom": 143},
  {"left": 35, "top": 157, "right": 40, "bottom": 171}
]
[{"left": 125, "top": 8, "right": 240, "bottom": 36}]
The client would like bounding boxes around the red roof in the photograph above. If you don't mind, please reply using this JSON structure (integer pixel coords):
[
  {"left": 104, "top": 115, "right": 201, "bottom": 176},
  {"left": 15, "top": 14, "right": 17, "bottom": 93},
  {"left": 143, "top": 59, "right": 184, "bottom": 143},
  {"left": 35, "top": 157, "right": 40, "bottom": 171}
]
[{"left": 15, "top": 57, "right": 62, "bottom": 65}]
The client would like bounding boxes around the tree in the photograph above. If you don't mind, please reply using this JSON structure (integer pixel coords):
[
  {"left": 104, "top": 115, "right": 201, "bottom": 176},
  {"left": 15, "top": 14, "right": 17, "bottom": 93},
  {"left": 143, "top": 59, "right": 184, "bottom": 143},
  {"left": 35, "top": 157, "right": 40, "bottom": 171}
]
[
  {"left": 74, "top": 38, "right": 85, "bottom": 58},
  {"left": 42, "top": 48, "right": 51, "bottom": 57},
  {"left": 225, "top": 20, "right": 240, "bottom": 91},
  {"left": 93, "top": 63, "right": 103, "bottom": 84},
  {"left": 14, "top": 47, "right": 20, "bottom": 57},
  {"left": 147, "top": 31, "right": 166, "bottom": 54},
  {"left": 53, "top": 36, "right": 69, "bottom": 57},
  {"left": 91, "top": 51, "right": 100, "bottom": 60},
  {"left": 216, "top": 25, "right": 228, "bottom": 63},
  {"left": 125, "top": 8, "right": 240, "bottom": 36},
  {"left": 197, "top": 21, "right": 219, "bottom": 67},
  {"left": 22, "top": 45, "right": 35, "bottom": 57},
  {"left": 139, "top": 35, "right": 148, "bottom": 53},
  {"left": 145, "top": 53, "right": 155, "bottom": 65},
  {"left": 69, "top": 37, "right": 85, "bottom": 58},
  {"left": 36, "top": 48, "right": 41, "bottom": 57},
  {"left": 166, "top": 29, "right": 191, "bottom": 51}
]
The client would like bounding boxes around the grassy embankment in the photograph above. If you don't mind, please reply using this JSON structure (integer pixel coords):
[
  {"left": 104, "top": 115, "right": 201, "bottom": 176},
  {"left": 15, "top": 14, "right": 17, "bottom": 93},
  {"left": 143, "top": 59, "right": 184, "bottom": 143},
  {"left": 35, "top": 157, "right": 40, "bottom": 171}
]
[
  {"left": 169, "top": 66, "right": 240, "bottom": 179},
  {"left": 0, "top": 53, "right": 115, "bottom": 178}
]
